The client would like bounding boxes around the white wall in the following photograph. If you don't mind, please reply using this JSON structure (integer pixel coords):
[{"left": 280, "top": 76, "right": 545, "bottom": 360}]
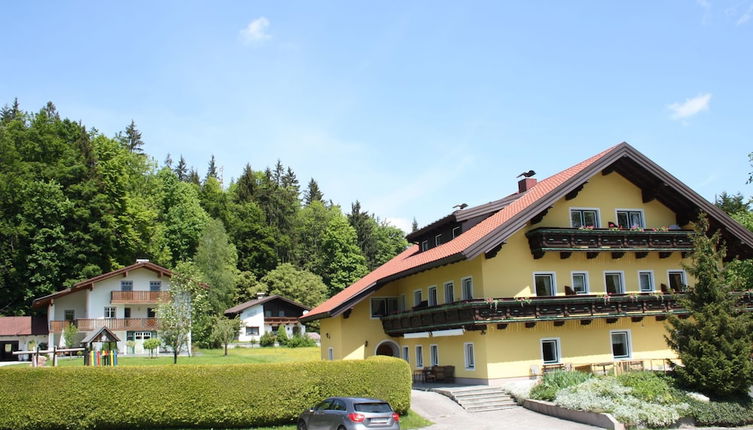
[
  {"left": 52, "top": 290, "right": 87, "bottom": 321},
  {"left": 87, "top": 267, "right": 171, "bottom": 319},
  {"left": 238, "top": 305, "right": 265, "bottom": 342}
]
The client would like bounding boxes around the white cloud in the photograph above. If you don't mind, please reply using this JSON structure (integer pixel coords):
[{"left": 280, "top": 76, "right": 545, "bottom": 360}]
[
  {"left": 668, "top": 93, "right": 712, "bottom": 120},
  {"left": 697, "top": 0, "right": 710, "bottom": 9},
  {"left": 240, "top": 17, "right": 271, "bottom": 44},
  {"left": 737, "top": 3, "right": 753, "bottom": 25},
  {"left": 384, "top": 217, "right": 413, "bottom": 234}
]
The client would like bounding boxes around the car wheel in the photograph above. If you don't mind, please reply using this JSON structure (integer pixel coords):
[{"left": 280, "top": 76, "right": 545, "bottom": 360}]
[
  {"left": 297, "top": 419, "right": 307, "bottom": 430},
  {"left": 337, "top": 426, "right": 346, "bottom": 430}
]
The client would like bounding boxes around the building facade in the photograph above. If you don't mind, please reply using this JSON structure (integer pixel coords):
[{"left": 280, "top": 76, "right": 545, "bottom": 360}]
[
  {"left": 32, "top": 260, "right": 178, "bottom": 354},
  {"left": 0, "top": 316, "right": 48, "bottom": 361},
  {"left": 225, "top": 295, "right": 309, "bottom": 342},
  {"left": 301, "top": 143, "right": 753, "bottom": 384}
]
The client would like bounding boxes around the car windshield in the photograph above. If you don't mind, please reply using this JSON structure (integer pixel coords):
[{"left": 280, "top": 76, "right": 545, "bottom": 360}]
[{"left": 354, "top": 402, "right": 392, "bottom": 413}]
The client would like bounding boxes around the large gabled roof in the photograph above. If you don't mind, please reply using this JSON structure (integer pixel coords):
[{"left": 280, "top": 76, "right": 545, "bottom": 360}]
[
  {"left": 32, "top": 261, "right": 172, "bottom": 309},
  {"left": 224, "top": 295, "right": 309, "bottom": 316},
  {"left": 301, "top": 142, "right": 753, "bottom": 323}
]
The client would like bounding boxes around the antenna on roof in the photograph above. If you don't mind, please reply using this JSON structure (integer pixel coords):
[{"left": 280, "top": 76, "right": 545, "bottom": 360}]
[{"left": 453, "top": 203, "right": 468, "bottom": 210}]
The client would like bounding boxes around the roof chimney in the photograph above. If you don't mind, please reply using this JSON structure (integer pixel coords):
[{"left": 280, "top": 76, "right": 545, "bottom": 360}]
[
  {"left": 136, "top": 258, "right": 150, "bottom": 263},
  {"left": 256, "top": 292, "right": 267, "bottom": 299},
  {"left": 518, "top": 178, "right": 537, "bottom": 193}
]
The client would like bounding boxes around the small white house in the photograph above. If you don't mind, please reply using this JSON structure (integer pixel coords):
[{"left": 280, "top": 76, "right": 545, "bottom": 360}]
[
  {"left": 0, "top": 316, "right": 48, "bottom": 361},
  {"left": 224, "top": 294, "right": 309, "bottom": 342},
  {"left": 31, "top": 259, "right": 185, "bottom": 355}
]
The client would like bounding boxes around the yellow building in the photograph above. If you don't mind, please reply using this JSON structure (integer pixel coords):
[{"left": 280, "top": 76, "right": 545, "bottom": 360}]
[{"left": 301, "top": 143, "right": 753, "bottom": 385}]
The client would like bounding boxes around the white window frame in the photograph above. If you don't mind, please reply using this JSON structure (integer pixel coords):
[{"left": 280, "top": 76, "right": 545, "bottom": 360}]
[
  {"left": 327, "top": 347, "right": 334, "bottom": 361},
  {"left": 104, "top": 307, "right": 116, "bottom": 319},
  {"left": 370, "top": 296, "right": 399, "bottom": 319},
  {"left": 435, "top": 234, "right": 442, "bottom": 247},
  {"left": 571, "top": 271, "right": 589, "bottom": 294},
  {"left": 413, "top": 289, "right": 423, "bottom": 307},
  {"left": 610, "top": 330, "right": 632, "bottom": 360},
  {"left": 430, "top": 344, "right": 439, "bottom": 366},
  {"left": 452, "top": 226, "right": 461, "bottom": 238},
  {"left": 464, "top": 342, "right": 475, "bottom": 370},
  {"left": 120, "top": 280, "right": 133, "bottom": 292},
  {"left": 668, "top": 270, "right": 687, "bottom": 291},
  {"left": 149, "top": 281, "right": 162, "bottom": 291},
  {"left": 415, "top": 345, "right": 424, "bottom": 368},
  {"left": 533, "top": 272, "right": 557, "bottom": 296},
  {"left": 615, "top": 208, "right": 645, "bottom": 229},
  {"left": 402, "top": 346, "right": 409, "bottom": 362},
  {"left": 604, "top": 271, "right": 626, "bottom": 295},
  {"left": 569, "top": 207, "right": 601, "bottom": 228},
  {"left": 540, "top": 337, "right": 561, "bottom": 364},
  {"left": 420, "top": 240, "right": 429, "bottom": 251},
  {"left": 444, "top": 281, "right": 455, "bottom": 304},
  {"left": 428, "top": 286, "right": 438, "bottom": 306},
  {"left": 461, "top": 276, "right": 473, "bottom": 300},
  {"left": 638, "top": 270, "right": 655, "bottom": 293}
]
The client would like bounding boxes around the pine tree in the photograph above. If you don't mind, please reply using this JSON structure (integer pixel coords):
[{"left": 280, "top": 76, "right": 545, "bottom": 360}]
[
  {"left": 0, "top": 98, "right": 21, "bottom": 123},
  {"left": 411, "top": 217, "right": 419, "bottom": 233},
  {"left": 123, "top": 120, "right": 144, "bottom": 153},
  {"left": 188, "top": 168, "right": 201, "bottom": 186},
  {"left": 164, "top": 153, "right": 173, "bottom": 169},
  {"left": 666, "top": 213, "right": 753, "bottom": 398},
  {"left": 235, "top": 164, "right": 256, "bottom": 202},
  {"left": 174, "top": 156, "right": 188, "bottom": 181},
  {"left": 304, "top": 178, "right": 324, "bottom": 205},
  {"left": 206, "top": 155, "right": 218, "bottom": 182}
]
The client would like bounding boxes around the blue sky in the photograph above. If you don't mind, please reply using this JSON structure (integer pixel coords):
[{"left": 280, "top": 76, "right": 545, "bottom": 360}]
[{"left": 2, "top": 1, "right": 753, "bottom": 232}]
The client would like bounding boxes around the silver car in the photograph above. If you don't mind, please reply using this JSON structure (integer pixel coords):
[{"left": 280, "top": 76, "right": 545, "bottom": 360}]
[{"left": 297, "top": 397, "right": 401, "bottom": 430}]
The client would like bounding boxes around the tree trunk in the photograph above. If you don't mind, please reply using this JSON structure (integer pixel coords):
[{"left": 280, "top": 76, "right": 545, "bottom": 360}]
[
  {"left": 224, "top": 343, "right": 228, "bottom": 356},
  {"left": 173, "top": 350, "right": 178, "bottom": 364}
]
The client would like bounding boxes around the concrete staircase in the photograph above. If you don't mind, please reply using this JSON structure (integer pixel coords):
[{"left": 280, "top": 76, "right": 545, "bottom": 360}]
[{"left": 432, "top": 386, "right": 518, "bottom": 413}]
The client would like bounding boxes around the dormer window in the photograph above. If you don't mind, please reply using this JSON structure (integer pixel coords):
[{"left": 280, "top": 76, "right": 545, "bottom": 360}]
[
  {"left": 421, "top": 240, "right": 429, "bottom": 251},
  {"left": 434, "top": 234, "right": 442, "bottom": 247}
]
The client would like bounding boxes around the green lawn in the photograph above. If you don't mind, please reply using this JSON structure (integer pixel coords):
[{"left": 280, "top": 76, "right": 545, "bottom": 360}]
[{"left": 13, "top": 346, "right": 320, "bottom": 367}]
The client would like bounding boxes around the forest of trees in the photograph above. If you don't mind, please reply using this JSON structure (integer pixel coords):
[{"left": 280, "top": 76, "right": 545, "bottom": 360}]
[{"left": 0, "top": 100, "right": 408, "bottom": 343}]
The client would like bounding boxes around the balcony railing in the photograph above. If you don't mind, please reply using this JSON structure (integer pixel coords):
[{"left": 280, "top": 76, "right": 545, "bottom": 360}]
[
  {"left": 265, "top": 316, "right": 301, "bottom": 325},
  {"left": 380, "top": 293, "right": 753, "bottom": 337},
  {"left": 50, "top": 318, "right": 159, "bottom": 333},
  {"left": 111, "top": 290, "right": 170, "bottom": 304},
  {"left": 525, "top": 227, "right": 694, "bottom": 259}
]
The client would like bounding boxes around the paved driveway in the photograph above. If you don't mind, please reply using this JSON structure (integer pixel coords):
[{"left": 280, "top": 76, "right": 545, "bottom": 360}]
[{"left": 411, "top": 389, "right": 601, "bottom": 430}]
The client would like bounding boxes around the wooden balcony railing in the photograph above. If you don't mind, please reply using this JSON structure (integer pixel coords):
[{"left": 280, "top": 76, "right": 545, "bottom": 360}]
[
  {"left": 380, "top": 293, "right": 753, "bottom": 337},
  {"left": 525, "top": 227, "right": 694, "bottom": 259},
  {"left": 265, "top": 316, "right": 301, "bottom": 325},
  {"left": 111, "top": 291, "right": 170, "bottom": 304},
  {"left": 50, "top": 318, "right": 159, "bottom": 333}
]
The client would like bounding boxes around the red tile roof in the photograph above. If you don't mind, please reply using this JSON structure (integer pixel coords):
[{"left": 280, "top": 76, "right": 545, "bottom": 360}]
[
  {"left": 302, "top": 142, "right": 753, "bottom": 322},
  {"left": 0, "top": 316, "right": 48, "bottom": 336}
]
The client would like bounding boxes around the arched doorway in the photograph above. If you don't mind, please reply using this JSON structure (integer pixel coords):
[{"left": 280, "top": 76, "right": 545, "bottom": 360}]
[{"left": 375, "top": 340, "right": 400, "bottom": 357}]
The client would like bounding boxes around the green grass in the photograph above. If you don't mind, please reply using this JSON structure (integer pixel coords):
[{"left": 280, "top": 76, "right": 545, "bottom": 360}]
[{"left": 12, "top": 346, "right": 320, "bottom": 367}]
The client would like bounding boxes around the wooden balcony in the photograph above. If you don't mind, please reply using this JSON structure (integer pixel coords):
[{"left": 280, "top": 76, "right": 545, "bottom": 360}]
[
  {"left": 525, "top": 227, "right": 694, "bottom": 259},
  {"left": 111, "top": 290, "right": 170, "bottom": 304},
  {"left": 380, "top": 293, "right": 753, "bottom": 337},
  {"left": 50, "top": 318, "right": 159, "bottom": 333},
  {"left": 265, "top": 316, "right": 301, "bottom": 325}
]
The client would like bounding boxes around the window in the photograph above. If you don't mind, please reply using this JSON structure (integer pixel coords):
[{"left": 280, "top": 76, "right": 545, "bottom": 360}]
[
  {"left": 541, "top": 338, "right": 561, "bottom": 364},
  {"left": 124, "top": 307, "right": 131, "bottom": 318},
  {"left": 617, "top": 210, "right": 644, "bottom": 228},
  {"left": 534, "top": 273, "right": 556, "bottom": 296},
  {"left": 639, "top": 271, "right": 654, "bottom": 293},
  {"left": 402, "top": 346, "right": 409, "bottom": 362},
  {"left": 416, "top": 345, "right": 424, "bottom": 368},
  {"left": 611, "top": 330, "right": 631, "bottom": 359},
  {"left": 278, "top": 310, "right": 285, "bottom": 317},
  {"left": 461, "top": 277, "right": 473, "bottom": 300},
  {"left": 120, "top": 280, "right": 133, "bottom": 292},
  {"left": 605, "top": 272, "right": 625, "bottom": 294},
  {"left": 464, "top": 343, "right": 475, "bottom": 370},
  {"left": 430, "top": 344, "right": 439, "bottom": 366},
  {"left": 371, "top": 297, "right": 400, "bottom": 318},
  {"left": 572, "top": 272, "right": 588, "bottom": 294},
  {"left": 147, "top": 308, "right": 156, "bottom": 318},
  {"left": 104, "top": 307, "right": 115, "bottom": 318},
  {"left": 413, "top": 290, "right": 423, "bottom": 307},
  {"left": 149, "top": 281, "right": 162, "bottom": 291},
  {"left": 570, "top": 208, "right": 599, "bottom": 228},
  {"left": 327, "top": 347, "right": 334, "bottom": 361},
  {"left": 452, "top": 226, "right": 461, "bottom": 238},
  {"left": 444, "top": 281, "right": 455, "bottom": 303},
  {"left": 668, "top": 270, "right": 687, "bottom": 292},
  {"left": 421, "top": 240, "right": 429, "bottom": 251},
  {"left": 428, "top": 286, "right": 438, "bottom": 306},
  {"left": 245, "top": 326, "right": 259, "bottom": 336},
  {"left": 435, "top": 234, "right": 442, "bottom": 246},
  {"left": 64, "top": 310, "right": 75, "bottom": 322}
]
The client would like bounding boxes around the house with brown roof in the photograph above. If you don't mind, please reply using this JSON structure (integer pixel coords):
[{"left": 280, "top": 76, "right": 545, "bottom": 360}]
[
  {"left": 225, "top": 294, "right": 309, "bottom": 342},
  {"left": 0, "top": 316, "right": 48, "bottom": 361},
  {"left": 31, "top": 259, "right": 181, "bottom": 355},
  {"left": 301, "top": 143, "right": 753, "bottom": 384}
]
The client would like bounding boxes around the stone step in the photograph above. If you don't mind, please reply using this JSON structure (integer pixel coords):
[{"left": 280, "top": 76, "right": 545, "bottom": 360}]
[
  {"left": 452, "top": 391, "right": 514, "bottom": 400},
  {"left": 431, "top": 385, "right": 519, "bottom": 413},
  {"left": 465, "top": 404, "right": 519, "bottom": 413}
]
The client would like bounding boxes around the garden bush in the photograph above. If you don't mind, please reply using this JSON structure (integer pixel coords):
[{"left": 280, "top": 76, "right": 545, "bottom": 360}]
[
  {"left": 0, "top": 356, "right": 411, "bottom": 430},
  {"left": 616, "top": 371, "right": 685, "bottom": 404},
  {"left": 259, "top": 331, "right": 276, "bottom": 347},
  {"left": 688, "top": 398, "right": 753, "bottom": 427},
  {"left": 285, "top": 334, "right": 317, "bottom": 348},
  {"left": 529, "top": 370, "right": 593, "bottom": 401}
]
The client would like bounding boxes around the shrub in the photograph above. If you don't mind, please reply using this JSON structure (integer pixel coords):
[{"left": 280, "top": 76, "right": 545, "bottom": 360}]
[
  {"left": 286, "top": 334, "right": 316, "bottom": 348},
  {"left": 276, "top": 325, "right": 289, "bottom": 346},
  {"left": 616, "top": 371, "right": 685, "bottom": 404},
  {"left": 0, "top": 356, "right": 411, "bottom": 430},
  {"left": 143, "top": 338, "right": 161, "bottom": 358},
  {"left": 688, "top": 398, "right": 753, "bottom": 427},
  {"left": 259, "top": 332, "right": 276, "bottom": 347},
  {"left": 529, "top": 370, "right": 593, "bottom": 401}
]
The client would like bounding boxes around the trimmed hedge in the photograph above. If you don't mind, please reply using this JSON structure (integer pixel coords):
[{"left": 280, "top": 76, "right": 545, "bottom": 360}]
[{"left": 0, "top": 356, "right": 411, "bottom": 430}]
